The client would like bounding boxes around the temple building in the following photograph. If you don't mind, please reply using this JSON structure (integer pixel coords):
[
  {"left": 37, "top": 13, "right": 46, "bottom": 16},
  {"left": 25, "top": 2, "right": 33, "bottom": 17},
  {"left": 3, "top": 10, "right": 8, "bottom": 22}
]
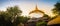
[
  {"left": 25, "top": 5, "right": 50, "bottom": 26},
  {"left": 29, "top": 5, "right": 45, "bottom": 18}
]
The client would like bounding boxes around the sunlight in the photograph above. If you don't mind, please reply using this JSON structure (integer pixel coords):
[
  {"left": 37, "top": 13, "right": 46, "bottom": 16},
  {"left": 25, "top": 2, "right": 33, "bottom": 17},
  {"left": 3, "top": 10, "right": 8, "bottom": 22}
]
[{"left": 29, "top": 13, "right": 43, "bottom": 18}]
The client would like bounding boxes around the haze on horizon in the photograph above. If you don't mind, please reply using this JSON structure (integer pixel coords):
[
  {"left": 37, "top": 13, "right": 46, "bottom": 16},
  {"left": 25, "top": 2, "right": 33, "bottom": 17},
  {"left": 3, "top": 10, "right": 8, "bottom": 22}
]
[{"left": 0, "top": 0, "right": 59, "bottom": 17}]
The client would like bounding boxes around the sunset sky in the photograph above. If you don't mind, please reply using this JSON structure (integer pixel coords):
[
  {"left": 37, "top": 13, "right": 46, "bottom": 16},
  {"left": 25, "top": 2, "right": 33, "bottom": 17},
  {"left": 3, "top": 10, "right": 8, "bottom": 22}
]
[{"left": 0, "top": 0, "right": 59, "bottom": 17}]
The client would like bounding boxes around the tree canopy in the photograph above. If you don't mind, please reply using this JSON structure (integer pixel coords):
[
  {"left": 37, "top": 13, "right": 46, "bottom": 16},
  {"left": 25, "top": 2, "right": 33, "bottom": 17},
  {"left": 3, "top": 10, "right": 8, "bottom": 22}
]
[{"left": 52, "top": 2, "right": 60, "bottom": 16}]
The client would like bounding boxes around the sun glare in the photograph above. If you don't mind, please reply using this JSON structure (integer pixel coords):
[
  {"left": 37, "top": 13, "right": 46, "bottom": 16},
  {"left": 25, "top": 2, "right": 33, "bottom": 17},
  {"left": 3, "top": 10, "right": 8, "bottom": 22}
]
[{"left": 29, "top": 13, "right": 43, "bottom": 18}]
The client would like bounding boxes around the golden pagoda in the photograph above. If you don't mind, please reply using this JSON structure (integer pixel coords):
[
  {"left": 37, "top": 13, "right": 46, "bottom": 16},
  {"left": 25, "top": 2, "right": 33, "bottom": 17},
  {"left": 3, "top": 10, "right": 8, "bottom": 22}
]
[{"left": 29, "top": 5, "right": 44, "bottom": 15}]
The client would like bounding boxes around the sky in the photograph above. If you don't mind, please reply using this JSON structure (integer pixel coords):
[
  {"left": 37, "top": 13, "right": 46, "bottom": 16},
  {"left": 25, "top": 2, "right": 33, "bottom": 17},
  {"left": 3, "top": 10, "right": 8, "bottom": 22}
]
[{"left": 0, "top": 0, "right": 59, "bottom": 17}]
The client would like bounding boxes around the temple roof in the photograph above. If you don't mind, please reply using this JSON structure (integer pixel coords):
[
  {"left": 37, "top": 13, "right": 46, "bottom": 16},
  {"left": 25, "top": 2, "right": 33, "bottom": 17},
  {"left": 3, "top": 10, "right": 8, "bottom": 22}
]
[
  {"left": 29, "top": 5, "right": 44, "bottom": 15},
  {"left": 47, "top": 16, "right": 60, "bottom": 25}
]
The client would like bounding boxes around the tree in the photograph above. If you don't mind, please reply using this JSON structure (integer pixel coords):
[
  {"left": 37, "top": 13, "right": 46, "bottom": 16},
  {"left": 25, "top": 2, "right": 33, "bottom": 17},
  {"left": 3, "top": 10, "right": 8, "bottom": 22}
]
[
  {"left": 16, "top": 16, "right": 30, "bottom": 24},
  {"left": 36, "top": 20, "right": 47, "bottom": 26},
  {"left": 6, "top": 6, "right": 22, "bottom": 26},
  {"left": 0, "top": 11, "right": 13, "bottom": 26},
  {"left": 52, "top": 2, "right": 60, "bottom": 16},
  {"left": 6, "top": 6, "right": 22, "bottom": 22},
  {"left": 15, "top": 16, "right": 30, "bottom": 26}
]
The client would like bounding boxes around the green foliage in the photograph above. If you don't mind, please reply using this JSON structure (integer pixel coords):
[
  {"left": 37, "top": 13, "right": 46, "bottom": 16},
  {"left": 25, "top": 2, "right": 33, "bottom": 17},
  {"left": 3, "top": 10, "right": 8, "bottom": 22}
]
[
  {"left": 52, "top": 2, "right": 60, "bottom": 15},
  {"left": 0, "top": 6, "right": 23, "bottom": 26},
  {"left": 7, "top": 6, "right": 22, "bottom": 15},
  {"left": 6, "top": 6, "right": 22, "bottom": 23},
  {"left": 16, "top": 16, "right": 30, "bottom": 24},
  {"left": 0, "top": 6, "right": 31, "bottom": 26},
  {"left": 36, "top": 21, "right": 47, "bottom": 26},
  {"left": 0, "top": 11, "right": 13, "bottom": 26},
  {"left": 36, "top": 14, "right": 51, "bottom": 26},
  {"left": 6, "top": 6, "right": 22, "bottom": 20},
  {"left": 55, "top": 2, "right": 60, "bottom": 8}
]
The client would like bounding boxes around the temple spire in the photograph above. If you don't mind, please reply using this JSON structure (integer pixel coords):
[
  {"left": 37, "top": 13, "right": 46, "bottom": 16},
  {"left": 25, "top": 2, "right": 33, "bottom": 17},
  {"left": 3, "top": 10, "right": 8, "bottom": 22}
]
[
  {"left": 35, "top": 5, "right": 38, "bottom": 10},
  {"left": 29, "top": 5, "right": 44, "bottom": 15}
]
